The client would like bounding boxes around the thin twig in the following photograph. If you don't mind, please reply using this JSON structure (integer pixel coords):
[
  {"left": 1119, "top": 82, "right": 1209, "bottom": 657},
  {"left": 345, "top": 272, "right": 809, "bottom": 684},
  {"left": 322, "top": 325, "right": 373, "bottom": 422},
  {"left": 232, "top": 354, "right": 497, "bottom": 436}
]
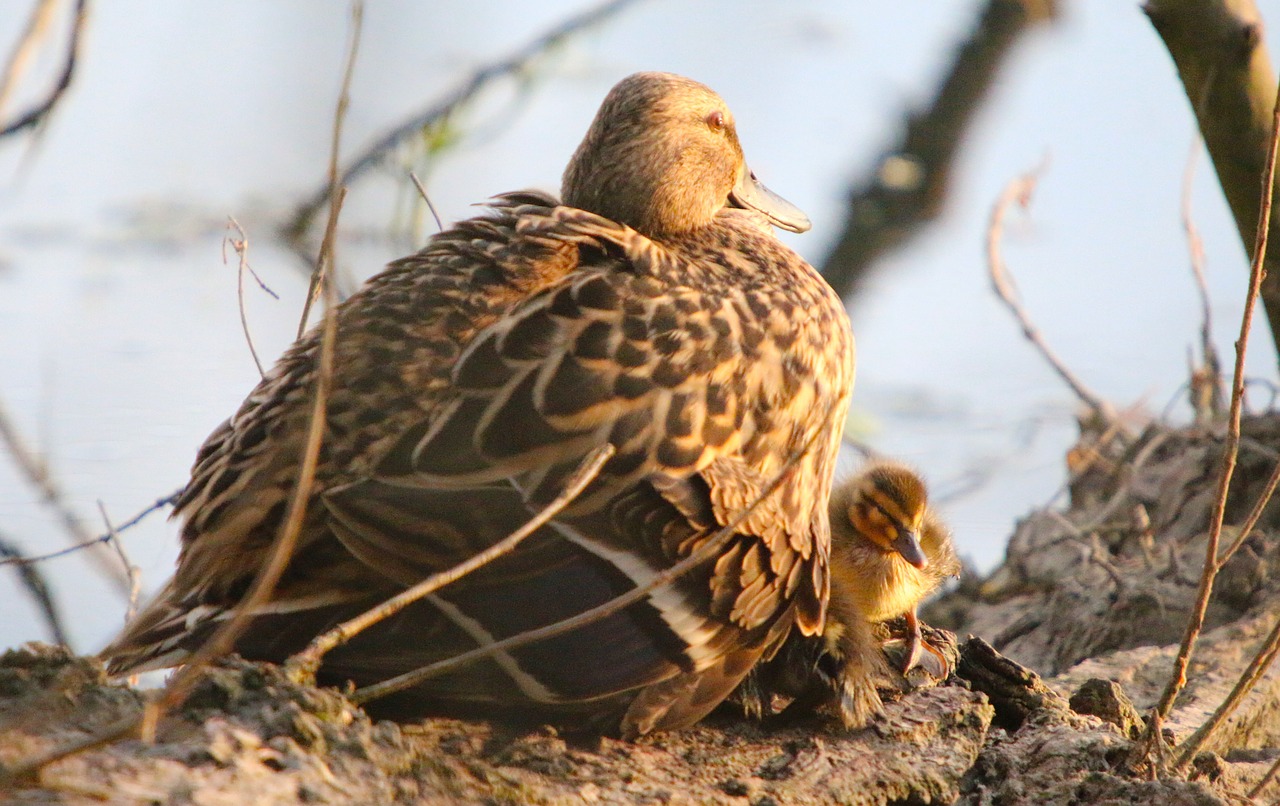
[
  {"left": 409, "top": 171, "right": 444, "bottom": 234},
  {"left": 0, "top": 0, "right": 87, "bottom": 139},
  {"left": 1249, "top": 752, "right": 1280, "bottom": 800},
  {"left": 286, "top": 0, "right": 643, "bottom": 239},
  {"left": 1175, "top": 610, "right": 1280, "bottom": 770},
  {"left": 296, "top": 5, "right": 363, "bottom": 338},
  {"left": 97, "top": 502, "right": 140, "bottom": 624},
  {"left": 287, "top": 444, "right": 615, "bottom": 680},
  {"left": 138, "top": 0, "right": 362, "bottom": 742},
  {"left": 1181, "top": 139, "right": 1224, "bottom": 423},
  {"left": 352, "top": 405, "right": 834, "bottom": 706},
  {"left": 0, "top": 532, "right": 69, "bottom": 646},
  {"left": 0, "top": 489, "right": 180, "bottom": 568},
  {"left": 987, "top": 167, "right": 1114, "bottom": 423},
  {"left": 0, "top": 395, "right": 129, "bottom": 592},
  {"left": 1141, "top": 71, "right": 1280, "bottom": 771},
  {"left": 223, "top": 217, "right": 271, "bottom": 379},
  {"left": 1216, "top": 456, "right": 1280, "bottom": 569}
]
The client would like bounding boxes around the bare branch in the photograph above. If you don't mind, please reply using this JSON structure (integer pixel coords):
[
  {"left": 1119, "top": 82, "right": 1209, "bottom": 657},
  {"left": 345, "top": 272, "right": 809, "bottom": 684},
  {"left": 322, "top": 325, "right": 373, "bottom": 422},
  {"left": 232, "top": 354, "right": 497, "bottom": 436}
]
[
  {"left": 1139, "top": 64, "right": 1280, "bottom": 773},
  {"left": 140, "top": 1, "right": 362, "bottom": 742},
  {"left": 0, "top": 0, "right": 59, "bottom": 119},
  {"left": 286, "top": 0, "right": 643, "bottom": 240},
  {"left": 0, "top": 0, "right": 87, "bottom": 139},
  {"left": 986, "top": 168, "right": 1115, "bottom": 424},
  {"left": 1215, "top": 455, "right": 1280, "bottom": 569},
  {"left": 1175, "top": 610, "right": 1280, "bottom": 769},
  {"left": 1248, "top": 751, "right": 1280, "bottom": 800},
  {"left": 0, "top": 488, "right": 181, "bottom": 569}
]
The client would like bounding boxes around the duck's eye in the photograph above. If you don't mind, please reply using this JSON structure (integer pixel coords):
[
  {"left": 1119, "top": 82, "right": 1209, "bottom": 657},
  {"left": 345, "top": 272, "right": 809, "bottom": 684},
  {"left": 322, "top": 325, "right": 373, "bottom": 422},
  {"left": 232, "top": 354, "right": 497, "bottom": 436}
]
[{"left": 705, "top": 110, "right": 727, "bottom": 133}]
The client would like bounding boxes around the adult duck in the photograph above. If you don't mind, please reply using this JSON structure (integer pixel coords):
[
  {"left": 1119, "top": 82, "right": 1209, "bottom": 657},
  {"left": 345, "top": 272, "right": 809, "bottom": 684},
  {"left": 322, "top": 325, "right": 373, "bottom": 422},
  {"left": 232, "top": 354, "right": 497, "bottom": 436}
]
[{"left": 103, "top": 72, "right": 856, "bottom": 738}]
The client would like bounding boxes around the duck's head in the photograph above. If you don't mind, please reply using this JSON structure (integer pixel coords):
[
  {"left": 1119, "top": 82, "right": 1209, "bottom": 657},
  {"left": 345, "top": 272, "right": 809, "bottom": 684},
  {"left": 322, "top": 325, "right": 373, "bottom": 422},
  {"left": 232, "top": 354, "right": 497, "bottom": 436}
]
[
  {"left": 834, "top": 461, "right": 933, "bottom": 570},
  {"left": 561, "top": 72, "right": 809, "bottom": 237}
]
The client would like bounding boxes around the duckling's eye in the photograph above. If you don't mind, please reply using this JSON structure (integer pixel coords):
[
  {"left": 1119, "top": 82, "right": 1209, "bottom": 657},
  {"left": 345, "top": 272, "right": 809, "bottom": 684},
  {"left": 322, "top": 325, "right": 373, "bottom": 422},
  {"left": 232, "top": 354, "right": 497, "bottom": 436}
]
[{"left": 705, "top": 110, "right": 727, "bottom": 133}]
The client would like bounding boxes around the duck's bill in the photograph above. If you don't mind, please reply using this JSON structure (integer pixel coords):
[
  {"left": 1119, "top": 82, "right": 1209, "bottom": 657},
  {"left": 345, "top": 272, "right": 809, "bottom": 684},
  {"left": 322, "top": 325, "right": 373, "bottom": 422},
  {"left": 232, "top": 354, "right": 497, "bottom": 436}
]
[
  {"left": 892, "top": 529, "right": 928, "bottom": 569},
  {"left": 729, "top": 167, "right": 811, "bottom": 233}
]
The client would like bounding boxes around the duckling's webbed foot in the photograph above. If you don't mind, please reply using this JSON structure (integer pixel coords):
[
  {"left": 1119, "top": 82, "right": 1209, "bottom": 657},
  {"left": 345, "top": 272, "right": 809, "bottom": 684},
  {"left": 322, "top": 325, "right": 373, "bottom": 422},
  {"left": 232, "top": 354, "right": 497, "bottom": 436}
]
[{"left": 884, "top": 622, "right": 957, "bottom": 690}]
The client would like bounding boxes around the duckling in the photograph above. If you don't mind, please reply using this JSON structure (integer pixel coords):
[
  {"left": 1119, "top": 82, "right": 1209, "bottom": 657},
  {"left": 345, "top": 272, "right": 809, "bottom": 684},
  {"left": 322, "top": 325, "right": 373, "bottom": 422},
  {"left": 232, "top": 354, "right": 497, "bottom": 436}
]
[
  {"left": 736, "top": 460, "right": 959, "bottom": 728},
  {"left": 828, "top": 460, "right": 960, "bottom": 677},
  {"left": 101, "top": 72, "right": 855, "bottom": 739}
]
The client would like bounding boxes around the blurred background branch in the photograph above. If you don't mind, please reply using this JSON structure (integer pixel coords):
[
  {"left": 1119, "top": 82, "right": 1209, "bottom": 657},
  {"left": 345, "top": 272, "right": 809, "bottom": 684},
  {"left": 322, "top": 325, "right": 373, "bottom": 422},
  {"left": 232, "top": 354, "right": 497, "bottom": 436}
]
[
  {"left": 819, "top": 0, "right": 1058, "bottom": 300},
  {"left": 0, "top": 0, "right": 87, "bottom": 139},
  {"left": 1146, "top": 0, "right": 1280, "bottom": 367},
  {"left": 0, "top": 532, "right": 68, "bottom": 646},
  {"left": 286, "top": 0, "right": 644, "bottom": 244}
]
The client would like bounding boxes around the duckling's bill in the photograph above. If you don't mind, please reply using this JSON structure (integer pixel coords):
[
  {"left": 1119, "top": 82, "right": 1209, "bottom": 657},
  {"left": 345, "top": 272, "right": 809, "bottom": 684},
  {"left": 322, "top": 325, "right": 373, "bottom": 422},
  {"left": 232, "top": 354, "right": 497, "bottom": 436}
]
[
  {"left": 892, "top": 528, "right": 928, "bottom": 569},
  {"left": 729, "top": 166, "right": 810, "bottom": 232}
]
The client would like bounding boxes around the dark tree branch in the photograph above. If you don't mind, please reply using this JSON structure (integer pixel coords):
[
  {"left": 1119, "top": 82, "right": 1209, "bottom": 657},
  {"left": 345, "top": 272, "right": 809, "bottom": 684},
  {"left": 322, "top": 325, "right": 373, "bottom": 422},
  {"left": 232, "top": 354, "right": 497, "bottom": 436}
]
[
  {"left": 0, "top": 0, "right": 88, "bottom": 139},
  {"left": 819, "top": 0, "right": 1058, "bottom": 300}
]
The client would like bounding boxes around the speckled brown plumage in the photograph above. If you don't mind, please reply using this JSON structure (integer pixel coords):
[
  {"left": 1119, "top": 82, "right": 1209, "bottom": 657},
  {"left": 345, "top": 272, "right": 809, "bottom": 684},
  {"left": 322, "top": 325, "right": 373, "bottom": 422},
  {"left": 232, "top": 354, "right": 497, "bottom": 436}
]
[{"left": 102, "top": 72, "right": 855, "bottom": 737}]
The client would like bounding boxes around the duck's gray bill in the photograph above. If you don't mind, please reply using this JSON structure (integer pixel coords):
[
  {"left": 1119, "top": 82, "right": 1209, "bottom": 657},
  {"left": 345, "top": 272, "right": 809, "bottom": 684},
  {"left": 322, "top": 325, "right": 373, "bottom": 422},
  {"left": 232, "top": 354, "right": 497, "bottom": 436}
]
[
  {"left": 729, "top": 167, "right": 811, "bottom": 233},
  {"left": 892, "top": 529, "right": 928, "bottom": 570}
]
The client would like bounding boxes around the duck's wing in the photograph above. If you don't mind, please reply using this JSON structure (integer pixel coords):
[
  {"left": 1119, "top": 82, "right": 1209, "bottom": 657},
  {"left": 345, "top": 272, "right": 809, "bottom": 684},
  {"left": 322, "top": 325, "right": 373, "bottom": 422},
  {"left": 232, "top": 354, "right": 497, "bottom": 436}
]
[
  {"left": 317, "top": 213, "right": 849, "bottom": 722},
  {"left": 101, "top": 191, "right": 581, "bottom": 674}
]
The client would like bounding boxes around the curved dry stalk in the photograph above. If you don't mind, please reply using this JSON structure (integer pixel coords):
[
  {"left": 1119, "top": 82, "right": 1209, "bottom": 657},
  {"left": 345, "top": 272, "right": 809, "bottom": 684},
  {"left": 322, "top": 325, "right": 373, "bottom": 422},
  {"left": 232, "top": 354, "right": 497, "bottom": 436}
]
[
  {"left": 409, "top": 171, "right": 444, "bottom": 234},
  {"left": 286, "top": 443, "right": 615, "bottom": 681},
  {"left": 97, "top": 502, "right": 140, "bottom": 624},
  {"left": 1139, "top": 69, "right": 1280, "bottom": 769},
  {"left": 296, "top": 5, "right": 362, "bottom": 339},
  {"left": 0, "top": 0, "right": 58, "bottom": 118},
  {"left": 352, "top": 406, "right": 833, "bottom": 706},
  {"left": 223, "top": 217, "right": 277, "bottom": 379},
  {"left": 139, "top": 2, "right": 360, "bottom": 742},
  {"left": 987, "top": 168, "right": 1114, "bottom": 424}
]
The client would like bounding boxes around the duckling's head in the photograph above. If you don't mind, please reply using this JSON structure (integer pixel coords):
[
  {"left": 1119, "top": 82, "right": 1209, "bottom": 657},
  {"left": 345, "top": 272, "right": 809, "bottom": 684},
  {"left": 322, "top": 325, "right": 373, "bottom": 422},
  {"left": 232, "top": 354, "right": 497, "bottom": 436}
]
[
  {"left": 834, "top": 461, "right": 932, "bottom": 570},
  {"left": 561, "top": 72, "right": 809, "bottom": 237}
]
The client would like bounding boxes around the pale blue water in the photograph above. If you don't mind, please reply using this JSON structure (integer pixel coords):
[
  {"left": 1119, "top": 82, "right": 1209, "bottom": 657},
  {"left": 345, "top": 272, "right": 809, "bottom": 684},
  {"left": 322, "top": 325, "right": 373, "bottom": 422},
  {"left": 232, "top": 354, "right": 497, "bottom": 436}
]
[{"left": 1, "top": 0, "right": 1277, "bottom": 653}]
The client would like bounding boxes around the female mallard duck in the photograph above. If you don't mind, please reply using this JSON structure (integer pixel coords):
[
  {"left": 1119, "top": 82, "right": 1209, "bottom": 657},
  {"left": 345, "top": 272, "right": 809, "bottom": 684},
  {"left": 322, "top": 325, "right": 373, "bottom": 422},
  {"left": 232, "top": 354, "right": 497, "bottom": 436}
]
[
  {"left": 102, "top": 72, "right": 855, "bottom": 738},
  {"left": 736, "top": 460, "right": 959, "bottom": 728}
]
